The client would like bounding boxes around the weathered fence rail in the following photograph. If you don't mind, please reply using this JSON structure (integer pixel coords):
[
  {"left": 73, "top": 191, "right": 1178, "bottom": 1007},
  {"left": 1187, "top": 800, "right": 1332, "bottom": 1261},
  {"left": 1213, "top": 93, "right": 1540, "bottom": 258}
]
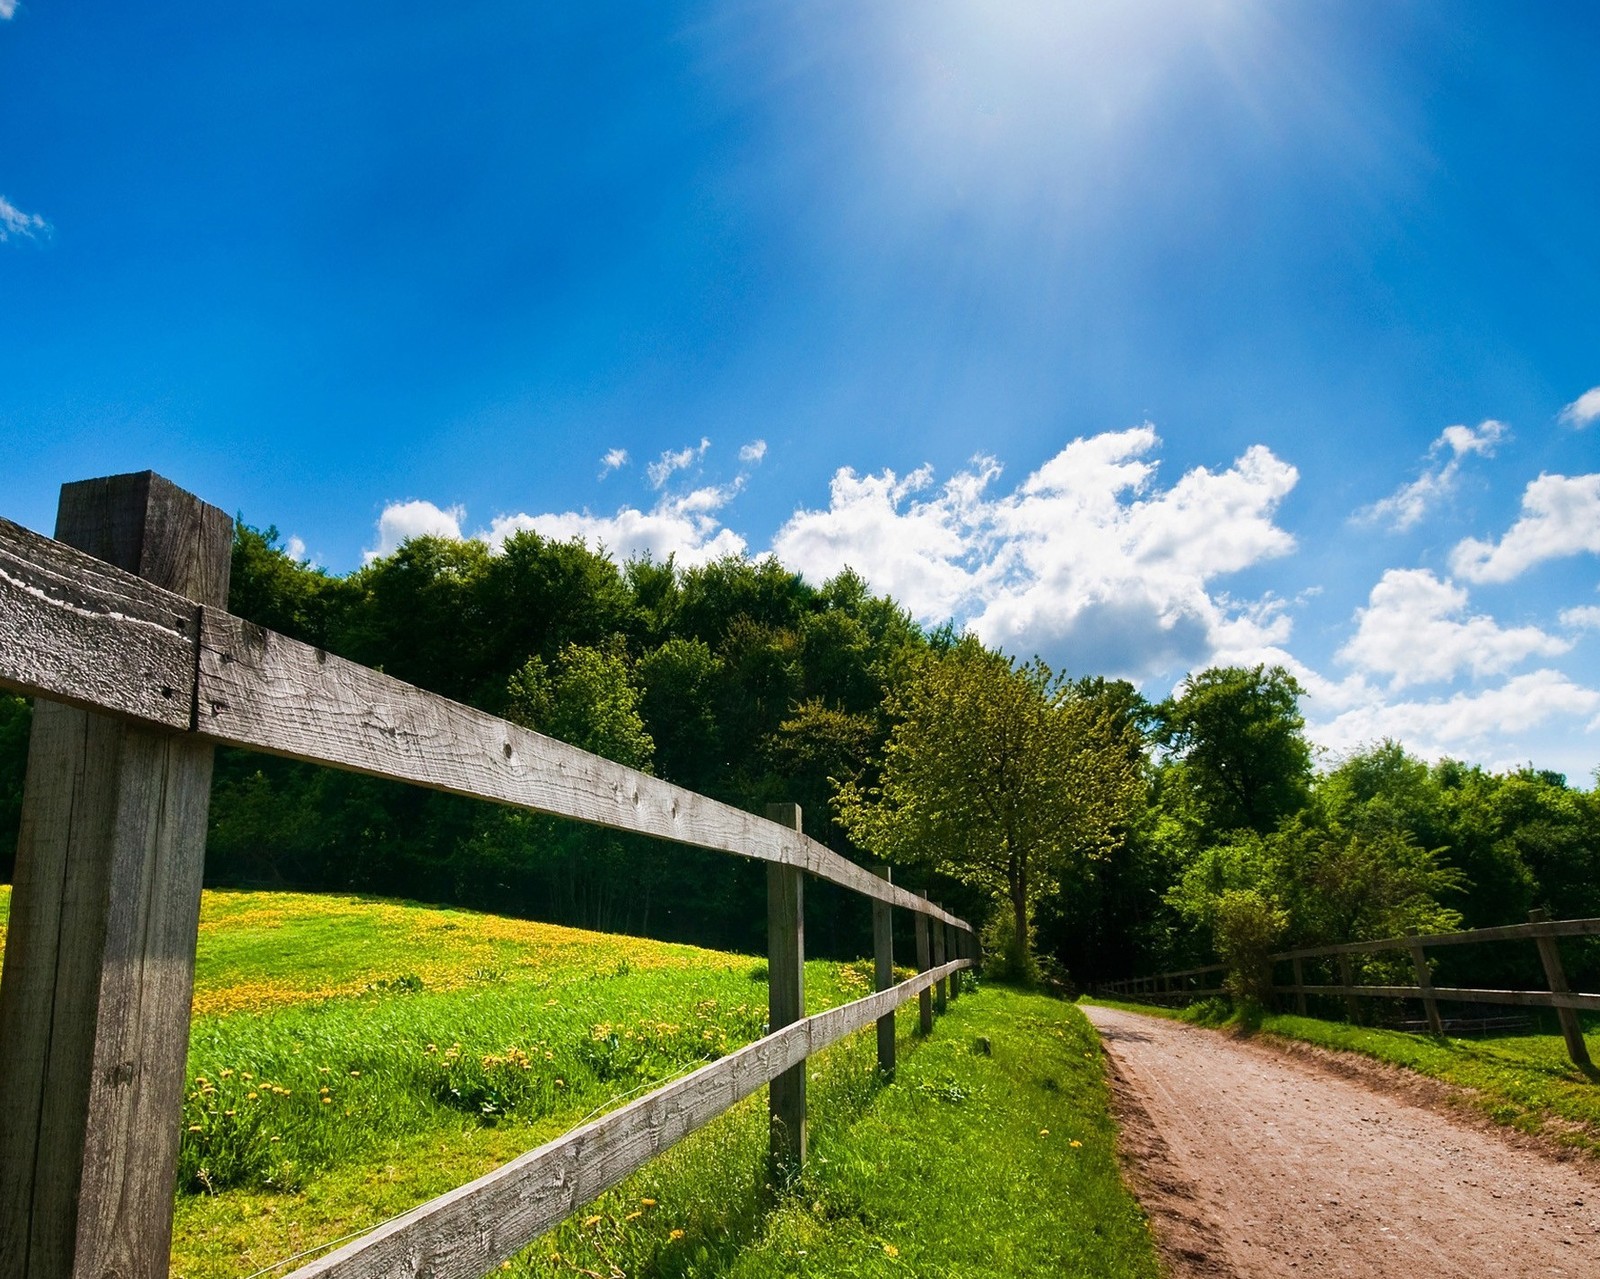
[
  {"left": 0, "top": 472, "right": 978, "bottom": 1279},
  {"left": 1099, "top": 910, "right": 1597, "bottom": 1067}
]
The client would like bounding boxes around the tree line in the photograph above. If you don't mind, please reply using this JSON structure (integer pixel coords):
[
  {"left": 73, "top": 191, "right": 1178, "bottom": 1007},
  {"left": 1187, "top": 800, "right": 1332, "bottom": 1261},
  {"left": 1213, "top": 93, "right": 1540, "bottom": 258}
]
[{"left": 0, "top": 524, "right": 1595, "bottom": 988}]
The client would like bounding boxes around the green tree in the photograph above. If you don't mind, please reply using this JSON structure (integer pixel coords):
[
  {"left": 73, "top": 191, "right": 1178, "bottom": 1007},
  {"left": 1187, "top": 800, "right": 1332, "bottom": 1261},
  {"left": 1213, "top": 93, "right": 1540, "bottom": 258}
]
[
  {"left": 1159, "top": 664, "right": 1312, "bottom": 837},
  {"left": 505, "top": 641, "right": 653, "bottom": 771},
  {"left": 835, "top": 640, "right": 1142, "bottom": 979}
]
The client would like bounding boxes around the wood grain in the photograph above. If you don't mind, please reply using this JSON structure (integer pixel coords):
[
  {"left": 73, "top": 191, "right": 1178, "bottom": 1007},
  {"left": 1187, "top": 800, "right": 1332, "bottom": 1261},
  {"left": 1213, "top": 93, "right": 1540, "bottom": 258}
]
[
  {"left": 0, "top": 514, "right": 196, "bottom": 730},
  {"left": 0, "top": 507, "right": 976, "bottom": 936},
  {"left": 194, "top": 608, "right": 970, "bottom": 929},
  {"left": 766, "top": 804, "right": 805, "bottom": 1181},
  {"left": 914, "top": 892, "right": 933, "bottom": 1036},
  {"left": 283, "top": 959, "right": 970, "bottom": 1279},
  {"left": 1529, "top": 909, "right": 1592, "bottom": 1067},
  {"left": 872, "top": 866, "right": 895, "bottom": 1079},
  {"left": 0, "top": 473, "right": 231, "bottom": 1279}
]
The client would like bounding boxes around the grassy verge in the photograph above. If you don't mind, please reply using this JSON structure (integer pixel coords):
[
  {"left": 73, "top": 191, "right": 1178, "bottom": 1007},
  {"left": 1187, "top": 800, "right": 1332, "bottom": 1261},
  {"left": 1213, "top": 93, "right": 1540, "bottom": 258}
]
[
  {"left": 511, "top": 987, "right": 1161, "bottom": 1279},
  {"left": 0, "top": 884, "right": 1158, "bottom": 1277},
  {"left": 1084, "top": 994, "right": 1600, "bottom": 1155}
]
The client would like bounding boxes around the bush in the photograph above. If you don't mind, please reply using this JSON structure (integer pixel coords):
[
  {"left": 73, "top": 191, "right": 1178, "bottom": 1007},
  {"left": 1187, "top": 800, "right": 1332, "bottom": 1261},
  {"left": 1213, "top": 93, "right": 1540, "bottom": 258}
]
[
  {"left": 981, "top": 909, "right": 1040, "bottom": 986},
  {"left": 1213, "top": 888, "right": 1287, "bottom": 1009}
]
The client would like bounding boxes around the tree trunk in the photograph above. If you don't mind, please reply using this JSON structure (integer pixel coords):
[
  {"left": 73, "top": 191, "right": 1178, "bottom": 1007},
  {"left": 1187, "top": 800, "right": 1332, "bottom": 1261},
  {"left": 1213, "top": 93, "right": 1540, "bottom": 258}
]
[{"left": 1009, "top": 850, "right": 1029, "bottom": 968}]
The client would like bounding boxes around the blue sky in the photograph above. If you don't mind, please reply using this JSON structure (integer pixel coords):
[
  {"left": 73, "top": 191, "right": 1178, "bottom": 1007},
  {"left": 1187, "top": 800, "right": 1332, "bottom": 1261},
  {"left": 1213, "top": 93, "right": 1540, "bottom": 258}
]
[{"left": 2, "top": 1, "right": 1598, "bottom": 778}]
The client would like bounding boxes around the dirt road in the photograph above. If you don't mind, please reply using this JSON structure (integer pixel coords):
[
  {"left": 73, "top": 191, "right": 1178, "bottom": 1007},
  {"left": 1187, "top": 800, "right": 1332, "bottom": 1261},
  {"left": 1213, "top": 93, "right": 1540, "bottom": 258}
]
[{"left": 1083, "top": 1004, "right": 1600, "bottom": 1278}]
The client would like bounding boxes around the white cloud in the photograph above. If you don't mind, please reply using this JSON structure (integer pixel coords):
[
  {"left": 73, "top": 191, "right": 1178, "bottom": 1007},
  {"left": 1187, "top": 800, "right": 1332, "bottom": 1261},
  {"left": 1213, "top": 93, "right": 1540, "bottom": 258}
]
[
  {"left": 1311, "top": 670, "right": 1600, "bottom": 766},
  {"left": 1450, "top": 472, "right": 1600, "bottom": 583},
  {"left": 775, "top": 461, "right": 988, "bottom": 624},
  {"left": 1354, "top": 419, "right": 1506, "bottom": 532},
  {"left": 739, "top": 439, "right": 768, "bottom": 465},
  {"left": 773, "top": 426, "right": 1300, "bottom": 678},
  {"left": 284, "top": 535, "right": 308, "bottom": 562},
  {"left": 364, "top": 499, "right": 465, "bottom": 563},
  {"left": 486, "top": 488, "right": 747, "bottom": 567},
  {"left": 1558, "top": 386, "right": 1600, "bottom": 429},
  {"left": 0, "top": 2, "right": 15, "bottom": 21},
  {"left": 0, "top": 195, "right": 50, "bottom": 243},
  {"left": 1560, "top": 605, "right": 1600, "bottom": 631},
  {"left": 1336, "top": 568, "right": 1569, "bottom": 689},
  {"left": 647, "top": 437, "right": 711, "bottom": 489},
  {"left": 598, "top": 447, "right": 629, "bottom": 478}
]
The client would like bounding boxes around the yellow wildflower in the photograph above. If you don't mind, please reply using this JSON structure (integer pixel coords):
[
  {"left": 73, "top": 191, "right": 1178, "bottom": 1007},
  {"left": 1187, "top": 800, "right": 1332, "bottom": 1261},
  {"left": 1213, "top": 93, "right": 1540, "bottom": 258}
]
[
  {"left": 884, "top": 1244, "right": 900, "bottom": 1258},
  {"left": 669, "top": 1230, "right": 685, "bottom": 1241}
]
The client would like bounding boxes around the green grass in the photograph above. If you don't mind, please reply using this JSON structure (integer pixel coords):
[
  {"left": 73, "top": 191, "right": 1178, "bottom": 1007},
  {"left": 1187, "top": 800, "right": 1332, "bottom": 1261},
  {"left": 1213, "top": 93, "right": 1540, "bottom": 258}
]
[
  {"left": 506, "top": 987, "right": 1161, "bottom": 1279},
  {"left": 1085, "top": 993, "right": 1600, "bottom": 1155},
  {"left": 0, "top": 885, "right": 1161, "bottom": 1277}
]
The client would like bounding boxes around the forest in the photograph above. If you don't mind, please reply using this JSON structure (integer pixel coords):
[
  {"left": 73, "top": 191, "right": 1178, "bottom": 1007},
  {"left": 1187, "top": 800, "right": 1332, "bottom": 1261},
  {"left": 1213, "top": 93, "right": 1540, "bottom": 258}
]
[{"left": 1, "top": 521, "right": 1596, "bottom": 988}]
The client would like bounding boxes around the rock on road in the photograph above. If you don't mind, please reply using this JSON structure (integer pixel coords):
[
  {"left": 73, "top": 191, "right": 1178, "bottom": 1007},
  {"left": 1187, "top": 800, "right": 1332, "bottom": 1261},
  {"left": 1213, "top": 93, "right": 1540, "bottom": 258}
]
[{"left": 1083, "top": 1004, "right": 1600, "bottom": 1278}]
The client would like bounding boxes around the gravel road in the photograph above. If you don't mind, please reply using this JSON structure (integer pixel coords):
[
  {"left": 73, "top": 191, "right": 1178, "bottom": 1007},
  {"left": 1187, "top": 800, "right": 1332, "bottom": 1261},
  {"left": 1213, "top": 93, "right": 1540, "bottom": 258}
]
[{"left": 1083, "top": 1004, "right": 1600, "bottom": 1278}]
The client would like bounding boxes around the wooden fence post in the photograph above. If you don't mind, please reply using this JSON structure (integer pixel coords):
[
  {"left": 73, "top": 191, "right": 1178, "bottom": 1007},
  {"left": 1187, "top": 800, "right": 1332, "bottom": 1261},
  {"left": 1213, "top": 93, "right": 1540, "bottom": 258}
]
[
  {"left": 765, "top": 803, "right": 806, "bottom": 1182},
  {"left": 931, "top": 904, "right": 948, "bottom": 1014},
  {"left": 871, "top": 866, "right": 895, "bottom": 1080},
  {"left": 946, "top": 922, "right": 960, "bottom": 1001},
  {"left": 1293, "top": 958, "right": 1307, "bottom": 1016},
  {"left": 1405, "top": 928, "right": 1444, "bottom": 1036},
  {"left": 1529, "top": 909, "right": 1592, "bottom": 1069},
  {"left": 0, "top": 472, "right": 231, "bottom": 1279},
  {"left": 914, "top": 892, "right": 933, "bottom": 1035},
  {"left": 1338, "top": 954, "right": 1360, "bottom": 1024}
]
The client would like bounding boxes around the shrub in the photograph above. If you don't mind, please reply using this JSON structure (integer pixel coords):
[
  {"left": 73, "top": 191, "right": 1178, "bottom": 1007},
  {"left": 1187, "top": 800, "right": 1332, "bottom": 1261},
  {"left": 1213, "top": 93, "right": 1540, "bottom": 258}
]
[{"left": 1213, "top": 888, "right": 1287, "bottom": 1009}]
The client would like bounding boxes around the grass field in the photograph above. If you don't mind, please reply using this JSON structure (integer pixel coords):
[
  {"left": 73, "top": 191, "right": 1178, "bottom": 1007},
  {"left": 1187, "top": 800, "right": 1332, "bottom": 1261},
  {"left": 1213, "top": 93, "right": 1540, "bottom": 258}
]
[
  {"left": 1086, "top": 994, "right": 1600, "bottom": 1156},
  {"left": 0, "top": 886, "right": 1162, "bottom": 1278}
]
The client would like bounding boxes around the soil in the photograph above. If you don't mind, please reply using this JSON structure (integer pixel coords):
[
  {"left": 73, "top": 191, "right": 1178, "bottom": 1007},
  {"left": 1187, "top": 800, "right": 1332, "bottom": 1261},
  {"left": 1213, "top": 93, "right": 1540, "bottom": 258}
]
[{"left": 1083, "top": 1004, "right": 1600, "bottom": 1278}]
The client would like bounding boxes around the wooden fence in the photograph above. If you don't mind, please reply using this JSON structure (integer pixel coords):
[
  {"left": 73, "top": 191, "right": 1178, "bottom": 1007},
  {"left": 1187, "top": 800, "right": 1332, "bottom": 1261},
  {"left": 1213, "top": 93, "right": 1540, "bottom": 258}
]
[
  {"left": 0, "top": 472, "right": 978, "bottom": 1279},
  {"left": 1099, "top": 912, "right": 1598, "bottom": 1067}
]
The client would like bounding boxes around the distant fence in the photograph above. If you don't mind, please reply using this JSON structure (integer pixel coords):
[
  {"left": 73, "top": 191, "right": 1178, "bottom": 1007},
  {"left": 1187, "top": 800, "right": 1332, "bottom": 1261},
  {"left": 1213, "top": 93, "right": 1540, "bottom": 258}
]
[
  {"left": 0, "top": 472, "right": 978, "bottom": 1279},
  {"left": 1099, "top": 912, "right": 1599, "bottom": 1068}
]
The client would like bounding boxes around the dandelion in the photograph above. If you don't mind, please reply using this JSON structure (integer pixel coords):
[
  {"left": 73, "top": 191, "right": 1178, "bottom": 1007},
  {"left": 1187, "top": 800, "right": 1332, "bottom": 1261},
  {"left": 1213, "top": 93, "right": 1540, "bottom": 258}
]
[
  {"left": 241, "top": 1072, "right": 253, "bottom": 1081},
  {"left": 247, "top": 1092, "right": 258, "bottom": 1101},
  {"left": 884, "top": 1244, "right": 900, "bottom": 1257},
  {"left": 625, "top": 1211, "right": 642, "bottom": 1222},
  {"left": 1038, "top": 1128, "right": 1049, "bottom": 1136},
  {"left": 188, "top": 1125, "right": 202, "bottom": 1132},
  {"left": 583, "top": 1215, "right": 601, "bottom": 1228},
  {"left": 640, "top": 1198, "right": 656, "bottom": 1207},
  {"left": 349, "top": 1070, "right": 361, "bottom": 1078},
  {"left": 1070, "top": 1140, "right": 1082, "bottom": 1148},
  {"left": 321, "top": 1097, "right": 332, "bottom": 1105},
  {"left": 669, "top": 1230, "right": 685, "bottom": 1241}
]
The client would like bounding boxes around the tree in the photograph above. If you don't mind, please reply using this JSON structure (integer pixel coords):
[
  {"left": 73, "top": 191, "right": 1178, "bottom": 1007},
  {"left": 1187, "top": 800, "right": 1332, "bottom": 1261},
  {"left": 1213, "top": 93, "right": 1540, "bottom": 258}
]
[
  {"left": 835, "top": 639, "right": 1142, "bottom": 978},
  {"left": 1159, "top": 664, "right": 1312, "bottom": 837},
  {"left": 504, "top": 641, "right": 653, "bottom": 771}
]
